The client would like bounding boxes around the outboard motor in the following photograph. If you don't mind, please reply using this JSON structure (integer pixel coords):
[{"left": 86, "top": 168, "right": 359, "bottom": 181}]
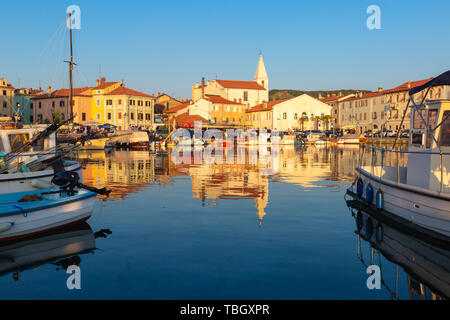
[{"left": 52, "top": 171, "right": 80, "bottom": 195}]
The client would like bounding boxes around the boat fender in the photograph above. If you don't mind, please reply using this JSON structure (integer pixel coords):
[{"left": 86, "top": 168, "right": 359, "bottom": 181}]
[
  {"left": 356, "top": 211, "right": 363, "bottom": 230},
  {"left": 366, "top": 184, "right": 374, "bottom": 204},
  {"left": 375, "top": 223, "right": 383, "bottom": 243},
  {"left": 30, "top": 179, "right": 54, "bottom": 189},
  {"left": 365, "top": 218, "right": 373, "bottom": 239},
  {"left": 376, "top": 189, "right": 384, "bottom": 210},
  {"left": 356, "top": 179, "right": 364, "bottom": 198},
  {"left": 0, "top": 222, "right": 13, "bottom": 233}
]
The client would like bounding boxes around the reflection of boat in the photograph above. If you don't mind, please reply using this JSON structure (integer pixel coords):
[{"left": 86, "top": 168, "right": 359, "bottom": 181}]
[
  {"left": 347, "top": 71, "right": 450, "bottom": 238},
  {"left": 0, "top": 188, "right": 96, "bottom": 241},
  {"left": 337, "top": 134, "right": 366, "bottom": 144},
  {"left": 0, "top": 222, "right": 96, "bottom": 276},
  {"left": 347, "top": 201, "right": 450, "bottom": 299}
]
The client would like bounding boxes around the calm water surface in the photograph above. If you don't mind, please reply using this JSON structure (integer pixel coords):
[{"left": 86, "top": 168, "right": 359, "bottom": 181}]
[{"left": 0, "top": 146, "right": 448, "bottom": 299}]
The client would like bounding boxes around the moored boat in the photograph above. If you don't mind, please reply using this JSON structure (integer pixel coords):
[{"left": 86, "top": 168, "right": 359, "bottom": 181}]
[
  {"left": 347, "top": 71, "right": 450, "bottom": 239},
  {"left": 0, "top": 188, "right": 96, "bottom": 241}
]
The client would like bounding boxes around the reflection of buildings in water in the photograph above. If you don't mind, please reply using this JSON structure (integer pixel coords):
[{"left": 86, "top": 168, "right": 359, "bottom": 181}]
[
  {"left": 78, "top": 150, "right": 157, "bottom": 200},
  {"left": 349, "top": 207, "right": 449, "bottom": 300}
]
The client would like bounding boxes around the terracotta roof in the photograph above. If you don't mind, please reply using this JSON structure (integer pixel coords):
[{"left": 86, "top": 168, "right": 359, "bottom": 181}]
[
  {"left": 383, "top": 78, "right": 434, "bottom": 94},
  {"left": 105, "top": 86, "right": 153, "bottom": 98},
  {"left": 215, "top": 79, "right": 266, "bottom": 90},
  {"left": 246, "top": 99, "right": 289, "bottom": 113},
  {"left": 93, "top": 81, "right": 120, "bottom": 90},
  {"left": 51, "top": 87, "right": 93, "bottom": 97},
  {"left": 175, "top": 112, "right": 208, "bottom": 124},
  {"left": 166, "top": 103, "right": 190, "bottom": 114},
  {"left": 205, "top": 95, "right": 242, "bottom": 105}
]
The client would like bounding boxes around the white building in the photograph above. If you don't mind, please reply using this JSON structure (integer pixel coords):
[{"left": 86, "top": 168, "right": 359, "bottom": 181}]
[{"left": 192, "top": 55, "right": 269, "bottom": 108}]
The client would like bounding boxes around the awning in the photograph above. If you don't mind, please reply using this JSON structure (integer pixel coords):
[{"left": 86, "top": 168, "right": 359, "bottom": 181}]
[{"left": 409, "top": 70, "right": 450, "bottom": 96}]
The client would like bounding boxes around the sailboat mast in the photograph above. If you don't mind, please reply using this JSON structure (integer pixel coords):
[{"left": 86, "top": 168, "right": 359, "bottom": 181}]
[{"left": 68, "top": 12, "right": 74, "bottom": 120}]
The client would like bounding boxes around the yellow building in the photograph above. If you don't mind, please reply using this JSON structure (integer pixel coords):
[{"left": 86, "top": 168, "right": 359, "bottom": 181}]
[
  {"left": 207, "top": 95, "right": 245, "bottom": 125},
  {"left": 0, "top": 77, "right": 15, "bottom": 117},
  {"left": 90, "top": 77, "right": 154, "bottom": 130},
  {"left": 91, "top": 78, "right": 122, "bottom": 123}
]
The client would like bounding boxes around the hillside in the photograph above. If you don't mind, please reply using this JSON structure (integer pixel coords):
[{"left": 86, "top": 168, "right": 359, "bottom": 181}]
[{"left": 269, "top": 89, "right": 372, "bottom": 101}]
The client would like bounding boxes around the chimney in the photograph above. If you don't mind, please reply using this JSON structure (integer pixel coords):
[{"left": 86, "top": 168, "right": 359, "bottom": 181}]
[
  {"left": 47, "top": 85, "right": 52, "bottom": 94},
  {"left": 179, "top": 97, "right": 182, "bottom": 102},
  {"left": 327, "top": 93, "right": 330, "bottom": 98},
  {"left": 378, "top": 87, "right": 383, "bottom": 93},
  {"left": 263, "top": 101, "right": 268, "bottom": 110},
  {"left": 332, "top": 93, "right": 336, "bottom": 97},
  {"left": 318, "top": 92, "right": 322, "bottom": 99},
  {"left": 201, "top": 77, "right": 205, "bottom": 99},
  {"left": 407, "top": 82, "right": 411, "bottom": 88},
  {"left": 158, "top": 92, "right": 161, "bottom": 96},
  {"left": 96, "top": 79, "right": 100, "bottom": 87},
  {"left": 338, "top": 91, "right": 343, "bottom": 97},
  {"left": 101, "top": 77, "right": 106, "bottom": 86}
]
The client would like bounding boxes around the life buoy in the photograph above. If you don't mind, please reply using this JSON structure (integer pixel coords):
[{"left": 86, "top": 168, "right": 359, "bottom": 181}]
[{"left": 288, "top": 130, "right": 294, "bottom": 135}]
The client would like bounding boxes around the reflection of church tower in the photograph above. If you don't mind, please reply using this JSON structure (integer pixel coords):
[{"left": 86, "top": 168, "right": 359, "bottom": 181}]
[
  {"left": 254, "top": 191, "right": 268, "bottom": 227},
  {"left": 255, "top": 54, "right": 268, "bottom": 90}
]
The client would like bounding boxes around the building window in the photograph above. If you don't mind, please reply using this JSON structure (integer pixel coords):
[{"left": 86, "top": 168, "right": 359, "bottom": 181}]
[
  {"left": 52, "top": 101, "right": 55, "bottom": 108},
  {"left": 39, "top": 102, "right": 42, "bottom": 109},
  {"left": 30, "top": 103, "right": 33, "bottom": 109},
  {"left": 138, "top": 113, "right": 143, "bottom": 120},
  {"left": 82, "top": 113, "right": 86, "bottom": 121},
  {"left": 294, "top": 113, "right": 298, "bottom": 120},
  {"left": 2, "top": 90, "right": 6, "bottom": 96},
  {"left": 130, "top": 100, "right": 136, "bottom": 106},
  {"left": 2, "top": 102, "right": 6, "bottom": 108},
  {"left": 118, "top": 112, "right": 122, "bottom": 119},
  {"left": 107, "top": 112, "right": 112, "bottom": 120},
  {"left": 130, "top": 113, "right": 134, "bottom": 120},
  {"left": 30, "top": 115, "right": 33, "bottom": 123},
  {"left": 243, "top": 91, "right": 248, "bottom": 102},
  {"left": 118, "top": 99, "right": 122, "bottom": 105},
  {"left": 145, "top": 114, "right": 151, "bottom": 120},
  {"left": 95, "top": 113, "right": 101, "bottom": 120},
  {"left": 60, "top": 100, "right": 65, "bottom": 107},
  {"left": 96, "top": 99, "right": 101, "bottom": 106},
  {"left": 106, "top": 99, "right": 113, "bottom": 106},
  {"left": 283, "top": 112, "right": 287, "bottom": 120}
]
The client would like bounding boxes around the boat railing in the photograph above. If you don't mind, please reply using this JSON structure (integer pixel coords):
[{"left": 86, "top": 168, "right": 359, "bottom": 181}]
[{"left": 359, "top": 144, "right": 449, "bottom": 193}]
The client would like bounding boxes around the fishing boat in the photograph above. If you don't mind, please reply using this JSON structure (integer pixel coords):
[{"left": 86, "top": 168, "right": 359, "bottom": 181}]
[
  {"left": 346, "top": 71, "right": 450, "bottom": 239},
  {"left": 0, "top": 187, "right": 96, "bottom": 241},
  {"left": 0, "top": 127, "right": 82, "bottom": 193}
]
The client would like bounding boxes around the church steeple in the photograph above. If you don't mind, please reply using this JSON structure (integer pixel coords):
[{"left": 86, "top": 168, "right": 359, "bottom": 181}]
[{"left": 255, "top": 54, "right": 268, "bottom": 89}]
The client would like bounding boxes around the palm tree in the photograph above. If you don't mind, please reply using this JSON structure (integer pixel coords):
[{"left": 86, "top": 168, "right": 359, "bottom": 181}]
[{"left": 299, "top": 116, "right": 308, "bottom": 130}]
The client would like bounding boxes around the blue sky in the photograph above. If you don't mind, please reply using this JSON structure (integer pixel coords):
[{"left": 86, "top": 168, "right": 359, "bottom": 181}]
[{"left": 1, "top": 0, "right": 449, "bottom": 98}]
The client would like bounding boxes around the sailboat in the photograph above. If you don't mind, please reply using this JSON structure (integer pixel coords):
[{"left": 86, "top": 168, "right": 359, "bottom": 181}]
[{"left": 0, "top": 12, "right": 111, "bottom": 241}]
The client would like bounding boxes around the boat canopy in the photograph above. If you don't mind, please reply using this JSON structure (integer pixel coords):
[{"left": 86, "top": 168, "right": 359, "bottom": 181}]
[{"left": 409, "top": 70, "right": 450, "bottom": 96}]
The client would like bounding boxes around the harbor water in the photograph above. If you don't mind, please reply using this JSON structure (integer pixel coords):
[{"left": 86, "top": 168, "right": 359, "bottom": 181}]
[{"left": 0, "top": 145, "right": 447, "bottom": 300}]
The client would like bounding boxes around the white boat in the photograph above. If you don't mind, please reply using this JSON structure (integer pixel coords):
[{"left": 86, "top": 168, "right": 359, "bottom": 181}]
[
  {"left": 106, "top": 130, "right": 149, "bottom": 148},
  {"left": 347, "top": 71, "right": 450, "bottom": 239},
  {"left": 0, "top": 188, "right": 96, "bottom": 241},
  {"left": 78, "top": 137, "right": 110, "bottom": 150},
  {"left": 0, "top": 127, "right": 82, "bottom": 193},
  {"left": 278, "top": 134, "right": 296, "bottom": 145},
  {"left": 337, "top": 134, "right": 366, "bottom": 145}
]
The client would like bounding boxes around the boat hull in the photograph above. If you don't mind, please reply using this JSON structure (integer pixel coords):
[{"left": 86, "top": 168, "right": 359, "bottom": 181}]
[
  {"left": 353, "top": 167, "right": 450, "bottom": 238},
  {"left": 0, "top": 190, "right": 96, "bottom": 241}
]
